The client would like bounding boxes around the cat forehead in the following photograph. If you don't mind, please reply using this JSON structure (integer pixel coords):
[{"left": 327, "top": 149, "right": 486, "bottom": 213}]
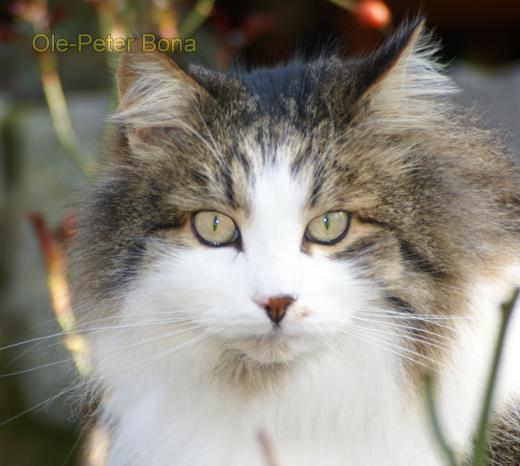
[
  {"left": 167, "top": 133, "right": 322, "bottom": 212},
  {"left": 190, "top": 58, "right": 358, "bottom": 128},
  {"left": 160, "top": 101, "right": 397, "bottom": 218}
]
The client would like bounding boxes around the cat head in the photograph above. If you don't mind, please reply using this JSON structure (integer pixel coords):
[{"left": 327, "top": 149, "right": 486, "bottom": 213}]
[{"left": 70, "top": 20, "right": 519, "bottom": 382}]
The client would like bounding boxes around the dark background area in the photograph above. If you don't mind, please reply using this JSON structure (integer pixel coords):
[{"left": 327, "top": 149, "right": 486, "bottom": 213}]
[
  {"left": 0, "top": 1, "right": 519, "bottom": 465},
  {"left": 2, "top": 0, "right": 520, "bottom": 95}
]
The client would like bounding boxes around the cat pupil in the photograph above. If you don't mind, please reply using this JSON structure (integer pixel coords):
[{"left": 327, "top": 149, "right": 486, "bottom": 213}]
[
  {"left": 213, "top": 215, "right": 220, "bottom": 232},
  {"left": 323, "top": 215, "right": 330, "bottom": 231}
]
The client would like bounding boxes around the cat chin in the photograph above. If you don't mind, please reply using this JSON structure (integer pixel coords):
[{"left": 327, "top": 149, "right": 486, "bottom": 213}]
[
  {"left": 220, "top": 330, "right": 322, "bottom": 367},
  {"left": 210, "top": 343, "right": 303, "bottom": 393}
]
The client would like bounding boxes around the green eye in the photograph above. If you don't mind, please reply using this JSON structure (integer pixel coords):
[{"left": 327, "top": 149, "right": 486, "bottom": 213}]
[
  {"left": 305, "top": 211, "right": 350, "bottom": 245},
  {"left": 192, "top": 211, "right": 239, "bottom": 247}
]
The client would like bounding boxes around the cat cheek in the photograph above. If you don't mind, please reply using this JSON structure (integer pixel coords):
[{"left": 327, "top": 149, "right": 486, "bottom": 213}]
[{"left": 291, "top": 305, "right": 311, "bottom": 321}]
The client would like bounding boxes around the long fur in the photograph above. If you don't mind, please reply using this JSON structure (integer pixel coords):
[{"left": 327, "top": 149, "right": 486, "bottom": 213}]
[{"left": 69, "top": 21, "right": 520, "bottom": 465}]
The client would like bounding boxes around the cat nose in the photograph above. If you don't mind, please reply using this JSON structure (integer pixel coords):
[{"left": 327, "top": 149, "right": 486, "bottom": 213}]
[{"left": 258, "top": 295, "right": 295, "bottom": 324}]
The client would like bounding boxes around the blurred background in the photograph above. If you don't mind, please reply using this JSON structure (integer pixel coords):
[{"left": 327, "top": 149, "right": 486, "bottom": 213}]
[{"left": 0, "top": 0, "right": 519, "bottom": 464}]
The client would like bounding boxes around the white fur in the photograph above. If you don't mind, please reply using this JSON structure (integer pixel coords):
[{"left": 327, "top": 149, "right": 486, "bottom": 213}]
[
  {"left": 90, "top": 160, "right": 520, "bottom": 466},
  {"left": 437, "top": 272, "right": 520, "bottom": 455}
]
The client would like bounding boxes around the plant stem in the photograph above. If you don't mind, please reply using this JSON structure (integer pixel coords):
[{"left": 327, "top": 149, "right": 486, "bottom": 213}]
[
  {"left": 471, "top": 287, "right": 518, "bottom": 466},
  {"left": 424, "top": 372, "right": 459, "bottom": 466}
]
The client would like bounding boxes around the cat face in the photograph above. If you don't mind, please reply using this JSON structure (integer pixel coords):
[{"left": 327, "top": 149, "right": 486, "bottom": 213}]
[
  {"left": 121, "top": 155, "right": 378, "bottom": 365},
  {"left": 70, "top": 21, "right": 520, "bottom": 379}
]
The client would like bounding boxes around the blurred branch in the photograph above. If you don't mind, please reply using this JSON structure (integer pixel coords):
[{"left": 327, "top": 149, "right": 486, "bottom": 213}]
[
  {"left": 153, "top": 0, "right": 178, "bottom": 39},
  {"left": 28, "top": 213, "right": 92, "bottom": 378},
  {"left": 327, "top": 0, "right": 356, "bottom": 10},
  {"left": 257, "top": 430, "right": 280, "bottom": 466},
  {"left": 14, "top": 0, "right": 90, "bottom": 175},
  {"left": 39, "top": 55, "right": 90, "bottom": 175},
  {"left": 84, "top": 423, "right": 110, "bottom": 466},
  {"left": 90, "top": 0, "right": 132, "bottom": 113},
  {"left": 93, "top": 0, "right": 130, "bottom": 44},
  {"left": 178, "top": 0, "right": 216, "bottom": 38}
]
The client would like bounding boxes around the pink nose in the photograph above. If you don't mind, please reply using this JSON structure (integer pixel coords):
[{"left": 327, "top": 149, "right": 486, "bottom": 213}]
[{"left": 260, "top": 296, "right": 295, "bottom": 324}]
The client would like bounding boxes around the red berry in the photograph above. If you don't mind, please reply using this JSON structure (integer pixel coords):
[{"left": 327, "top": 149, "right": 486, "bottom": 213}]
[{"left": 355, "top": 0, "right": 391, "bottom": 29}]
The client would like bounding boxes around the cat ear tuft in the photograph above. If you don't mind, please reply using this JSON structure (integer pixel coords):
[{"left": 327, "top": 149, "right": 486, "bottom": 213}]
[
  {"left": 360, "top": 18, "right": 426, "bottom": 88},
  {"left": 358, "top": 19, "right": 457, "bottom": 131},
  {"left": 113, "top": 47, "right": 211, "bottom": 138}
]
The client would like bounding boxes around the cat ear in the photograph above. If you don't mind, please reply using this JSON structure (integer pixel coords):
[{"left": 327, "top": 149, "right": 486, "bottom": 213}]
[
  {"left": 357, "top": 19, "right": 456, "bottom": 132},
  {"left": 113, "top": 48, "right": 211, "bottom": 143}
]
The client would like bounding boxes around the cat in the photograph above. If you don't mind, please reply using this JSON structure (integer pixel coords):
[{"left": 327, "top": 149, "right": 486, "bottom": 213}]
[{"left": 69, "top": 19, "right": 520, "bottom": 466}]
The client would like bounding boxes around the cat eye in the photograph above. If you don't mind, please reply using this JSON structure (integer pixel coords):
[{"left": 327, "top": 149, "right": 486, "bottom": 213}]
[
  {"left": 305, "top": 211, "right": 350, "bottom": 245},
  {"left": 192, "top": 211, "right": 240, "bottom": 247}
]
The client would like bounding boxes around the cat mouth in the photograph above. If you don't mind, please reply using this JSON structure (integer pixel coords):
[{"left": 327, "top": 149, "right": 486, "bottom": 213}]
[{"left": 225, "top": 331, "right": 309, "bottom": 365}]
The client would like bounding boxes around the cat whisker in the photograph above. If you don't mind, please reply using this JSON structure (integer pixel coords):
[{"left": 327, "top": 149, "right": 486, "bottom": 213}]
[
  {"left": 0, "top": 378, "right": 85, "bottom": 428},
  {"left": 350, "top": 318, "right": 453, "bottom": 352},
  {"left": 0, "top": 316, "right": 203, "bottom": 354},
  {"left": 356, "top": 308, "right": 469, "bottom": 332},
  {"left": 360, "top": 309, "right": 471, "bottom": 321},
  {"left": 0, "top": 324, "right": 205, "bottom": 378},
  {"left": 339, "top": 326, "right": 459, "bottom": 381},
  {"left": 358, "top": 305, "right": 472, "bottom": 321},
  {"left": 338, "top": 327, "right": 434, "bottom": 372},
  {"left": 0, "top": 330, "right": 215, "bottom": 427},
  {"left": 2, "top": 337, "right": 52, "bottom": 370},
  {"left": 351, "top": 314, "right": 458, "bottom": 345},
  {"left": 94, "top": 332, "right": 216, "bottom": 390},
  {"left": 0, "top": 357, "right": 75, "bottom": 379}
]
